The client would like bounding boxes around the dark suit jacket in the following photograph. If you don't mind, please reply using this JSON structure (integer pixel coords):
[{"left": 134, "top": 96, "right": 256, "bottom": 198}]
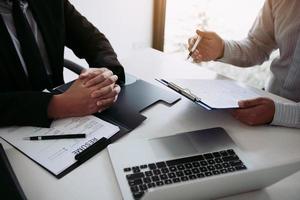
[{"left": 0, "top": 0, "right": 125, "bottom": 127}]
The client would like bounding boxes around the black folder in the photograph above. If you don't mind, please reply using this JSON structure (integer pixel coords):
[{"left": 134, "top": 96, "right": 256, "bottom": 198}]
[{"left": 48, "top": 74, "right": 181, "bottom": 178}]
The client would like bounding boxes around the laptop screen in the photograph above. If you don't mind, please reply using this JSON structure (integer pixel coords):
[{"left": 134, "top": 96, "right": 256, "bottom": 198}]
[{"left": 0, "top": 143, "right": 27, "bottom": 200}]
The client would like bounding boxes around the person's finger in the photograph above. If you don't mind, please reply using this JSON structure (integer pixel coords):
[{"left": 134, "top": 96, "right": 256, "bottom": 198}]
[
  {"left": 89, "top": 74, "right": 118, "bottom": 92},
  {"left": 197, "top": 30, "right": 217, "bottom": 39},
  {"left": 97, "top": 97, "right": 115, "bottom": 110},
  {"left": 192, "top": 49, "right": 203, "bottom": 59},
  {"left": 80, "top": 68, "right": 105, "bottom": 79},
  {"left": 238, "top": 98, "right": 265, "bottom": 108},
  {"left": 91, "top": 83, "right": 115, "bottom": 98},
  {"left": 188, "top": 38, "right": 195, "bottom": 46},
  {"left": 79, "top": 71, "right": 92, "bottom": 81},
  {"left": 92, "top": 84, "right": 115, "bottom": 98},
  {"left": 85, "top": 70, "right": 114, "bottom": 87},
  {"left": 195, "top": 54, "right": 203, "bottom": 61},
  {"left": 92, "top": 84, "right": 121, "bottom": 99},
  {"left": 114, "top": 95, "right": 119, "bottom": 103},
  {"left": 193, "top": 45, "right": 209, "bottom": 61},
  {"left": 82, "top": 72, "right": 102, "bottom": 85},
  {"left": 98, "top": 104, "right": 115, "bottom": 113},
  {"left": 193, "top": 53, "right": 203, "bottom": 63},
  {"left": 188, "top": 36, "right": 197, "bottom": 51},
  {"left": 79, "top": 68, "right": 89, "bottom": 78},
  {"left": 193, "top": 59, "right": 201, "bottom": 63},
  {"left": 85, "top": 70, "right": 112, "bottom": 87},
  {"left": 231, "top": 109, "right": 250, "bottom": 123},
  {"left": 80, "top": 71, "right": 104, "bottom": 86},
  {"left": 191, "top": 49, "right": 200, "bottom": 59},
  {"left": 113, "top": 84, "right": 121, "bottom": 94},
  {"left": 193, "top": 49, "right": 202, "bottom": 57},
  {"left": 80, "top": 68, "right": 109, "bottom": 84},
  {"left": 196, "top": 30, "right": 206, "bottom": 38}
]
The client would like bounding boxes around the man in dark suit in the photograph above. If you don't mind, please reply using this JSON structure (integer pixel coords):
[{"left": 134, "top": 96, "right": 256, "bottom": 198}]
[{"left": 0, "top": 0, "right": 125, "bottom": 127}]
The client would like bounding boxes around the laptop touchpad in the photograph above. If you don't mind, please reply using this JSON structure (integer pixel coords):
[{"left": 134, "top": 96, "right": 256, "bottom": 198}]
[
  {"left": 149, "top": 134, "right": 198, "bottom": 159},
  {"left": 149, "top": 128, "right": 236, "bottom": 160}
]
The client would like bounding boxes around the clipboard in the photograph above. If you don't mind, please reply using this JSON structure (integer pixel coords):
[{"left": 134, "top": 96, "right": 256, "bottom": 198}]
[
  {"left": 156, "top": 79, "right": 213, "bottom": 110},
  {"left": 157, "top": 78, "right": 259, "bottom": 110}
]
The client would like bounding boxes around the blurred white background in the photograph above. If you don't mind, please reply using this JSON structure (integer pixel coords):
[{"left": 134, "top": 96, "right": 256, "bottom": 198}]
[
  {"left": 64, "top": 0, "right": 154, "bottom": 81},
  {"left": 63, "top": 0, "right": 277, "bottom": 89}
]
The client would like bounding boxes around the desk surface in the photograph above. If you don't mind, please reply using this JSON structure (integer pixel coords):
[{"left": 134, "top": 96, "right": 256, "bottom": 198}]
[{"left": 1, "top": 48, "right": 300, "bottom": 200}]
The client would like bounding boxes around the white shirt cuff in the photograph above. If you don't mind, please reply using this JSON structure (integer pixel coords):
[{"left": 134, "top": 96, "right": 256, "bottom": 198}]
[{"left": 271, "top": 102, "right": 300, "bottom": 128}]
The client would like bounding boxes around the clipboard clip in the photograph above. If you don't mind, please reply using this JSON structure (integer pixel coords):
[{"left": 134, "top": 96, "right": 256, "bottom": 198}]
[
  {"left": 74, "top": 137, "right": 109, "bottom": 162},
  {"left": 156, "top": 79, "right": 201, "bottom": 102}
]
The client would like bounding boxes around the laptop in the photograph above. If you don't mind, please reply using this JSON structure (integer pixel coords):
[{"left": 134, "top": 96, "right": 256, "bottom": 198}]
[
  {"left": 0, "top": 143, "right": 27, "bottom": 200},
  {"left": 108, "top": 127, "right": 300, "bottom": 200}
]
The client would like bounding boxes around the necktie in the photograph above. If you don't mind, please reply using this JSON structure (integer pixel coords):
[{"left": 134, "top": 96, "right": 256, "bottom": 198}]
[{"left": 12, "top": 0, "right": 51, "bottom": 90}]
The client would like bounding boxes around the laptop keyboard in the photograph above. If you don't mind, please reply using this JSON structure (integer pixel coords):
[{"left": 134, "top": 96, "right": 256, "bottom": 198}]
[{"left": 123, "top": 149, "right": 247, "bottom": 199}]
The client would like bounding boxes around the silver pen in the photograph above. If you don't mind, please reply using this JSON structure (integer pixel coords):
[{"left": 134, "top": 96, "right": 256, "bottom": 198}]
[{"left": 187, "top": 35, "right": 202, "bottom": 60}]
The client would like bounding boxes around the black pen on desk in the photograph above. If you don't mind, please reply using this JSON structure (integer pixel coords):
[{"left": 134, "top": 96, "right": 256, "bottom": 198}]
[{"left": 23, "top": 134, "right": 86, "bottom": 141}]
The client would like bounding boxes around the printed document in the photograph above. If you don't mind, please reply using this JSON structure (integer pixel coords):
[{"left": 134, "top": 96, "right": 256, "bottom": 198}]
[
  {"left": 172, "top": 79, "right": 260, "bottom": 109},
  {"left": 0, "top": 116, "right": 119, "bottom": 175}
]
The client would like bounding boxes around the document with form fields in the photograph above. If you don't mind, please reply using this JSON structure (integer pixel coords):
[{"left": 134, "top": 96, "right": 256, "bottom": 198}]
[
  {"left": 157, "top": 79, "right": 260, "bottom": 110},
  {"left": 0, "top": 116, "right": 119, "bottom": 176}
]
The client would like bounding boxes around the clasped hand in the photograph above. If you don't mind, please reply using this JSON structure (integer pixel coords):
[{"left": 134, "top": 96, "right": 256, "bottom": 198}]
[{"left": 48, "top": 68, "right": 120, "bottom": 119}]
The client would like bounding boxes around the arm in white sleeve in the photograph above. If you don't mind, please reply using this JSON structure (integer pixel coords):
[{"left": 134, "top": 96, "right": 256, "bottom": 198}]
[
  {"left": 218, "top": 0, "right": 277, "bottom": 67},
  {"left": 271, "top": 102, "right": 300, "bottom": 128}
]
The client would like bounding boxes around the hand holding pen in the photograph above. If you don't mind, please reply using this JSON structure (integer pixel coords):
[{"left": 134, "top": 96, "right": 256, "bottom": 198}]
[
  {"left": 187, "top": 30, "right": 225, "bottom": 62},
  {"left": 187, "top": 35, "right": 202, "bottom": 60}
]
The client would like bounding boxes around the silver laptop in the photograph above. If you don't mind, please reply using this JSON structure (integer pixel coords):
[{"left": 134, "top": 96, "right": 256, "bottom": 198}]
[{"left": 108, "top": 127, "right": 300, "bottom": 200}]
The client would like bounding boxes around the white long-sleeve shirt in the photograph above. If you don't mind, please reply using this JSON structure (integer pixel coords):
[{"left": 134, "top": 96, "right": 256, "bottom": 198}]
[{"left": 218, "top": 0, "right": 300, "bottom": 128}]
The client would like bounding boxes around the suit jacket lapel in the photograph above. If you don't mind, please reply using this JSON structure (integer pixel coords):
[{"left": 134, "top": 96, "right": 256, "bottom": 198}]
[{"left": 0, "top": 15, "right": 31, "bottom": 90}]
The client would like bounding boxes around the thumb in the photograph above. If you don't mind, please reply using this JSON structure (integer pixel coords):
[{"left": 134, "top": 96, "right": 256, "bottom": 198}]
[
  {"left": 238, "top": 98, "right": 264, "bottom": 108},
  {"left": 79, "top": 69, "right": 89, "bottom": 79},
  {"left": 196, "top": 30, "right": 206, "bottom": 38}
]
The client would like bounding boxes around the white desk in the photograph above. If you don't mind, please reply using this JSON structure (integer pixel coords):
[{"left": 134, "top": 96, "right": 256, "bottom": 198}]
[{"left": 1, "top": 48, "right": 300, "bottom": 200}]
